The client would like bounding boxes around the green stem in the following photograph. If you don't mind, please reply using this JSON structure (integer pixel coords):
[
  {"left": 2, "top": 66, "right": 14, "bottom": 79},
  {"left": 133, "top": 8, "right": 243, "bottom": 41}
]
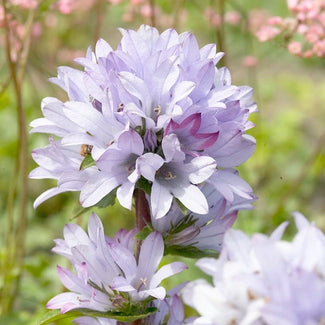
[
  {"left": 215, "top": 0, "right": 227, "bottom": 66},
  {"left": 1, "top": 0, "right": 30, "bottom": 314}
]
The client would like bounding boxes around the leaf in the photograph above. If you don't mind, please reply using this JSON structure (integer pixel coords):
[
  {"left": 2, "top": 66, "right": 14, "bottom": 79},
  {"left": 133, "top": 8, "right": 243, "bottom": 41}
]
[
  {"left": 37, "top": 307, "right": 157, "bottom": 325},
  {"left": 79, "top": 153, "right": 96, "bottom": 170},
  {"left": 165, "top": 245, "right": 219, "bottom": 259},
  {"left": 69, "top": 206, "right": 91, "bottom": 221},
  {"left": 135, "top": 226, "right": 152, "bottom": 240},
  {"left": 135, "top": 177, "right": 152, "bottom": 194},
  {"left": 94, "top": 189, "right": 117, "bottom": 208},
  {"left": 36, "top": 309, "right": 82, "bottom": 325}
]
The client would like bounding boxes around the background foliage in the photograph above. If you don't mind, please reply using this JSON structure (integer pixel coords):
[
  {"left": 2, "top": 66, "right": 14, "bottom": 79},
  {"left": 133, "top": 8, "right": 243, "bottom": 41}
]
[{"left": 0, "top": 0, "right": 324, "bottom": 323}]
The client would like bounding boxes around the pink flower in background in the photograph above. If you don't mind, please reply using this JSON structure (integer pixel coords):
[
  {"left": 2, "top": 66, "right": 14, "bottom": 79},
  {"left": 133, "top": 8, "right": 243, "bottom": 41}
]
[
  {"left": 224, "top": 11, "right": 241, "bottom": 26},
  {"left": 242, "top": 55, "right": 258, "bottom": 68},
  {"left": 107, "top": 0, "right": 123, "bottom": 4},
  {"left": 11, "top": 0, "right": 38, "bottom": 9},
  {"left": 131, "top": 0, "right": 144, "bottom": 4},
  {"left": 287, "top": 0, "right": 299, "bottom": 10},
  {"left": 267, "top": 16, "right": 283, "bottom": 26},
  {"left": 248, "top": 9, "right": 269, "bottom": 33},
  {"left": 256, "top": 0, "right": 325, "bottom": 58},
  {"left": 288, "top": 41, "right": 302, "bottom": 55},
  {"left": 205, "top": 7, "right": 221, "bottom": 28},
  {"left": 140, "top": 4, "right": 152, "bottom": 18},
  {"left": 255, "top": 25, "right": 280, "bottom": 42},
  {"left": 56, "top": 0, "right": 96, "bottom": 14},
  {"left": 57, "top": 0, "right": 73, "bottom": 14},
  {"left": 32, "top": 22, "right": 42, "bottom": 38}
]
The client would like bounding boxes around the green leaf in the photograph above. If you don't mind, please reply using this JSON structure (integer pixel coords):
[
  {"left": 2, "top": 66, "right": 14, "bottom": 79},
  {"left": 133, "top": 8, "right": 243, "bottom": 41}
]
[
  {"left": 135, "top": 226, "right": 152, "bottom": 240},
  {"left": 36, "top": 309, "right": 82, "bottom": 325},
  {"left": 94, "top": 189, "right": 117, "bottom": 208},
  {"left": 69, "top": 206, "right": 91, "bottom": 221},
  {"left": 135, "top": 177, "right": 151, "bottom": 194},
  {"left": 79, "top": 153, "right": 96, "bottom": 170},
  {"left": 165, "top": 245, "right": 219, "bottom": 259},
  {"left": 37, "top": 307, "right": 157, "bottom": 325}
]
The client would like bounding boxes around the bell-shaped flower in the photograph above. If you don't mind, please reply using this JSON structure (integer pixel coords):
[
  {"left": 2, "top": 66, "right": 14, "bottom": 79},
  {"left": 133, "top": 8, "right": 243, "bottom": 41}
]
[
  {"left": 137, "top": 133, "right": 216, "bottom": 219},
  {"left": 152, "top": 176, "right": 256, "bottom": 253},
  {"left": 110, "top": 231, "right": 187, "bottom": 301},
  {"left": 183, "top": 213, "right": 325, "bottom": 325},
  {"left": 48, "top": 213, "right": 187, "bottom": 318},
  {"left": 79, "top": 129, "right": 144, "bottom": 208}
]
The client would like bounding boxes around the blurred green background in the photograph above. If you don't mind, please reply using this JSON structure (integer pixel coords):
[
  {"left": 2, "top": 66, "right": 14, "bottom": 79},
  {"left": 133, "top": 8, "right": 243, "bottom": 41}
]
[{"left": 0, "top": 0, "right": 324, "bottom": 323}]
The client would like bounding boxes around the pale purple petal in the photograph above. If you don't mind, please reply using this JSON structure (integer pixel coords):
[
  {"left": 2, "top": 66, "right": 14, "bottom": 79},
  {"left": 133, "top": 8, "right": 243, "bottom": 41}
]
[
  {"left": 138, "top": 232, "right": 164, "bottom": 280},
  {"left": 151, "top": 181, "right": 174, "bottom": 219},
  {"left": 150, "top": 262, "right": 187, "bottom": 289}
]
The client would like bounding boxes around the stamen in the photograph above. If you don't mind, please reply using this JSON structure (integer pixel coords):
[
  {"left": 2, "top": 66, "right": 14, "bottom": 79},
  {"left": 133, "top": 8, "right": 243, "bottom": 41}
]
[
  {"left": 136, "top": 277, "right": 147, "bottom": 292},
  {"left": 126, "top": 162, "right": 136, "bottom": 175},
  {"left": 80, "top": 144, "right": 93, "bottom": 157},
  {"left": 154, "top": 105, "right": 161, "bottom": 116},
  {"left": 117, "top": 103, "right": 124, "bottom": 112},
  {"left": 165, "top": 171, "right": 176, "bottom": 180},
  {"left": 156, "top": 168, "right": 177, "bottom": 180}
]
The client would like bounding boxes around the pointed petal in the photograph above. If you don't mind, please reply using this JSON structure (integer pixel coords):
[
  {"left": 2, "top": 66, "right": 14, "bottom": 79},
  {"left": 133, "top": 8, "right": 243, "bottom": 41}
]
[
  {"left": 188, "top": 156, "right": 216, "bottom": 184},
  {"left": 173, "top": 184, "right": 209, "bottom": 215},
  {"left": 150, "top": 262, "right": 187, "bottom": 289},
  {"left": 138, "top": 232, "right": 164, "bottom": 280},
  {"left": 151, "top": 181, "right": 173, "bottom": 219},
  {"left": 136, "top": 153, "right": 164, "bottom": 182},
  {"left": 117, "top": 181, "right": 135, "bottom": 210}
]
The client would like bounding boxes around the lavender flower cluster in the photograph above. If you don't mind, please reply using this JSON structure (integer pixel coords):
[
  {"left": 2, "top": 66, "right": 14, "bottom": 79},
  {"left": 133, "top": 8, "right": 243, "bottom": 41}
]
[
  {"left": 47, "top": 213, "right": 186, "bottom": 324},
  {"left": 30, "top": 24, "right": 256, "bottom": 235},
  {"left": 32, "top": 25, "right": 321, "bottom": 325},
  {"left": 183, "top": 213, "right": 325, "bottom": 325}
]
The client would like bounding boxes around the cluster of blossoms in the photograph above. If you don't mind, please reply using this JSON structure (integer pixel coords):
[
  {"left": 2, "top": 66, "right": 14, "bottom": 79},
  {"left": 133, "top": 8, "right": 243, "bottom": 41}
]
[
  {"left": 47, "top": 213, "right": 187, "bottom": 324},
  {"left": 256, "top": 0, "right": 325, "bottom": 58},
  {"left": 30, "top": 25, "right": 258, "bottom": 324},
  {"left": 29, "top": 24, "right": 324, "bottom": 325},
  {"left": 183, "top": 212, "right": 325, "bottom": 325},
  {"left": 0, "top": 1, "right": 43, "bottom": 62},
  {"left": 30, "top": 25, "right": 256, "bottom": 255}
]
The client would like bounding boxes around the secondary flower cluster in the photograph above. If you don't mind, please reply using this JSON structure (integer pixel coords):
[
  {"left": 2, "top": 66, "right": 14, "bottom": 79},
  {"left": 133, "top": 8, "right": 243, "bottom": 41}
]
[
  {"left": 29, "top": 25, "right": 256, "bottom": 224},
  {"left": 183, "top": 213, "right": 325, "bottom": 325},
  {"left": 256, "top": 0, "right": 325, "bottom": 58},
  {"left": 48, "top": 213, "right": 187, "bottom": 324}
]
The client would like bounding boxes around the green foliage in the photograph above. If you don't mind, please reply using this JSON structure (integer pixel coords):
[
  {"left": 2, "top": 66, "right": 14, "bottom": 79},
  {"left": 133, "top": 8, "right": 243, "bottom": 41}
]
[
  {"left": 79, "top": 153, "right": 96, "bottom": 170},
  {"left": 36, "top": 307, "right": 157, "bottom": 325}
]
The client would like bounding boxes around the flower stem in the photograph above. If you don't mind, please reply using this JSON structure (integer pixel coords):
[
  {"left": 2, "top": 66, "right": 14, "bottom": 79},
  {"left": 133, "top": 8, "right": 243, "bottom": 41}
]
[
  {"left": 132, "top": 189, "right": 151, "bottom": 325},
  {"left": 149, "top": 0, "right": 156, "bottom": 27},
  {"left": 134, "top": 189, "right": 151, "bottom": 261}
]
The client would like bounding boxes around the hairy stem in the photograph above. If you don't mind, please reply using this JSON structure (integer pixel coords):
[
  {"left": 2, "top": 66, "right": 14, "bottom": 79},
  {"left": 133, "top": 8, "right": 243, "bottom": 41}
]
[
  {"left": 1, "top": 0, "right": 30, "bottom": 314},
  {"left": 132, "top": 189, "right": 151, "bottom": 325}
]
